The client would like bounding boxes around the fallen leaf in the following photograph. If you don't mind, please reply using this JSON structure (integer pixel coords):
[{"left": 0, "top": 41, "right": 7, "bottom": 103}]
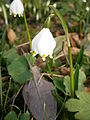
[
  {"left": 70, "top": 33, "right": 81, "bottom": 47},
  {"left": 60, "top": 66, "right": 70, "bottom": 75},
  {"left": 8, "top": 28, "right": 16, "bottom": 45},
  {"left": 23, "top": 66, "right": 57, "bottom": 120}
]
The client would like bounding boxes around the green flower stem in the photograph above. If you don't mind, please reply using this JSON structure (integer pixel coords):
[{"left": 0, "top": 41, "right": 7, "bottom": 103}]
[
  {"left": 4, "top": 79, "right": 11, "bottom": 110},
  {"left": 0, "top": 59, "right": 2, "bottom": 105},
  {"left": 49, "top": 5, "right": 74, "bottom": 97},
  {"left": 23, "top": 11, "right": 32, "bottom": 51},
  {"left": 1, "top": 3, "right": 8, "bottom": 31},
  {"left": 68, "top": 46, "right": 74, "bottom": 97}
]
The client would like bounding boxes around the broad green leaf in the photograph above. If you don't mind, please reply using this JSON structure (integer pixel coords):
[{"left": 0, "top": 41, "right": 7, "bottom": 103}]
[
  {"left": 20, "top": 111, "right": 30, "bottom": 120},
  {"left": 5, "top": 47, "right": 19, "bottom": 65},
  {"left": 63, "top": 76, "right": 70, "bottom": 95},
  {"left": 66, "top": 92, "right": 90, "bottom": 120},
  {"left": 52, "top": 88, "right": 64, "bottom": 106},
  {"left": 64, "top": 70, "right": 86, "bottom": 96},
  {"left": 4, "top": 111, "right": 17, "bottom": 120},
  {"left": 26, "top": 53, "right": 35, "bottom": 65},
  {"left": 8, "top": 56, "right": 33, "bottom": 84},
  {"left": 53, "top": 77, "right": 65, "bottom": 94}
]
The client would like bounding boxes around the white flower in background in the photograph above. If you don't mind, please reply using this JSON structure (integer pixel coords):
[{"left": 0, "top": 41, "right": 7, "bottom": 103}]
[
  {"left": 0, "top": 6, "right": 2, "bottom": 12},
  {"left": 46, "top": 0, "right": 50, "bottom": 6},
  {"left": 86, "top": 7, "right": 89, "bottom": 11},
  {"left": 10, "top": 0, "right": 24, "bottom": 17},
  {"left": 33, "top": 6, "right": 36, "bottom": 13},
  {"left": 53, "top": 3, "right": 57, "bottom": 8},
  {"left": 32, "top": 28, "right": 56, "bottom": 61},
  {"left": 5, "top": 4, "right": 10, "bottom": 8},
  {"left": 82, "top": 0, "right": 86, "bottom": 2},
  {"left": 36, "top": 12, "right": 40, "bottom": 21}
]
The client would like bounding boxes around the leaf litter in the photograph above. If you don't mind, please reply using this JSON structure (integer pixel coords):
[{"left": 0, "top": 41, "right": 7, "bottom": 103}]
[{"left": 23, "top": 65, "right": 57, "bottom": 120}]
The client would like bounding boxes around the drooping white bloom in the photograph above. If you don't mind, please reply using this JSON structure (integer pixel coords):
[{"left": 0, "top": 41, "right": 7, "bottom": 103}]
[
  {"left": 10, "top": 0, "right": 24, "bottom": 17},
  {"left": 82, "top": 0, "right": 86, "bottom": 2},
  {"left": 0, "top": 6, "right": 2, "bottom": 12},
  {"left": 86, "top": 7, "right": 89, "bottom": 11},
  {"left": 5, "top": 4, "right": 10, "bottom": 8},
  {"left": 46, "top": 0, "right": 50, "bottom": 6},
  {"left": 53, "top": 3, "right": 57, "bottom": 8},
  {"left": 32, "top": 28, "right": 56, "bottom": 61}
]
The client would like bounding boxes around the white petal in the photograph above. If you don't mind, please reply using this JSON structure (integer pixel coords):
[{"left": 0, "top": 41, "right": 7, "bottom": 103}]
[
  {"left": 37, "top": 28, "right": 56, "bottom": 57},
  {"left": 0, "top": 6, "right": 2, "bottom": 12},
  {"left": 86, "top": 7, "right": 89, "bottom": 11},
  {"left": 10, "top": 0, "right": 24, "bottom": 16},
  {"left": 82, "top": 0, "right": 86, "bottom": 2},
  {"left": 32, "top": 28, "right": 56, "bottom": 59}
]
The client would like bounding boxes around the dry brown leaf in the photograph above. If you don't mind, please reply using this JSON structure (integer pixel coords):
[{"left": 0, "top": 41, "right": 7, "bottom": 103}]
[
  {"left": 69, "top": 33, "right": 81, "bottom": 47},
  {"left": 8, "top": 28, "right": 16, "bottom": 45},
  {"left": 84, "top": 87, "right": 90, "bottom": 94},
  {"left": 60, "top": 66, "right": 70, "bottom": 75},
  {"left": 69, "top": 3, "right": 75, "bottom": 9},
  {"left": 63, "top": 42, "right": 80, "bottom": 56},
  {"left": 23, "top": 66, "right": 57, "bottom": 120}
]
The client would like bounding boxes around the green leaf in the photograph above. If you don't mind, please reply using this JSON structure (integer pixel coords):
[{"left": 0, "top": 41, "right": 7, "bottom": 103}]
[
  {"left": 8, "top": 56, "right": 33, "bottom": 84},
  {"left": 4, "top": 111, "right": 17, "bottom": 120},
  {"left": 5, "top": 47, "right": 19, "bottom": 65},
  {"left": 53, "top": 77, "right": 65, "bottom": 94},
  {"left": 71, "top": 15, "right": 80, "bottom": 22},
  {"left": 64, "top": 70, "right": 86, "bottom": 96},
  {"left": 76, "top": 45, "right": 84, "bottom": 66},
  {"left": 74, "top": 64, "right": 79, "bottom": 91},
  {"left": 66, "top": 92, "right": 90, "bottom": 120},
  {"left": 63, "top": 76, "right": 71, "bottom": 95},
  {"left": 26, "top": 53, "right": 35, "bottom": 65},
  {"left": 20, "top": 111, "right": 30, "bottom": 120},
  {"left": 44, "top": 16, "right": 51, "bottom": 28},
  {"left": 52, "top": 88, "right": 64, "bottom": 106}
]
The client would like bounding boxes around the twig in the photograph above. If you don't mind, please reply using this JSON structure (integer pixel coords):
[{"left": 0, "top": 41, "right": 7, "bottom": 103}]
[
  {"left": 11, "top": 85, "right": 23, "bottom": 110},
  {"left": 38, "top": 73, "right": 64, "bottom": 85}
]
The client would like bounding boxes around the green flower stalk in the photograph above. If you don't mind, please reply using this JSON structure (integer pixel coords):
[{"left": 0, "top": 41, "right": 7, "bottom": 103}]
[
  {"left": 23, "top": 11, "right": 32, "bottom": 51},
  {"left": 0, "top": 59, "right": 2, "bottom": 105},
  {"left": 50, "top": 5, "right": 74, "bottom": 97},
  {"left": 23, "top": 1, "right": 32, "bottom": 51},
  {"left": 1, "top": 2, "right": 8, "bottom": 31}
]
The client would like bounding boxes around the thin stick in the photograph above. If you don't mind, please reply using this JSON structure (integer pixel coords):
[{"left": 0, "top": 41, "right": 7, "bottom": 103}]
[{"left": 11, "top": 85, "right": 23, "bottom": 110}]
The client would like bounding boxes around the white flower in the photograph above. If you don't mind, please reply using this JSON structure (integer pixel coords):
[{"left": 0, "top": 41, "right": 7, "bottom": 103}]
[
  {"left": 86, "top": 7, "right": 89, "bottom": 11},
  {"left": 46, "top": 0, "right": 50, "bottom": 6},
  {"left": 32, "top": 28, "right": 56, "bottom": 61},
  {"left": 10, "top": 0, "right": 24, "bottom": 17},
  {"left": 82, "top": 0, "right": 86, "bottom": 2},
  {"left": 5, "top": 4, "right": 10, "bottom": 8},
  {"left": 36, "top": 12, "right": 40, "bottom": 21},
  {"left": 53, "top": 3, "right": 57, "bottom": 8},
  {"left": 0, "top": 6, "right": 2, "bottom": 12}
]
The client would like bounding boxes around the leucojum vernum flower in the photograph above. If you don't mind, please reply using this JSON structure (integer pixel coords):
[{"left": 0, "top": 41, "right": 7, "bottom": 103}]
[
  {"left": 32, "top": 28, "right": 56, "bottom": 61},
  {"left": 10, "top": 0, "right": 24, "bottom": 17}
]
